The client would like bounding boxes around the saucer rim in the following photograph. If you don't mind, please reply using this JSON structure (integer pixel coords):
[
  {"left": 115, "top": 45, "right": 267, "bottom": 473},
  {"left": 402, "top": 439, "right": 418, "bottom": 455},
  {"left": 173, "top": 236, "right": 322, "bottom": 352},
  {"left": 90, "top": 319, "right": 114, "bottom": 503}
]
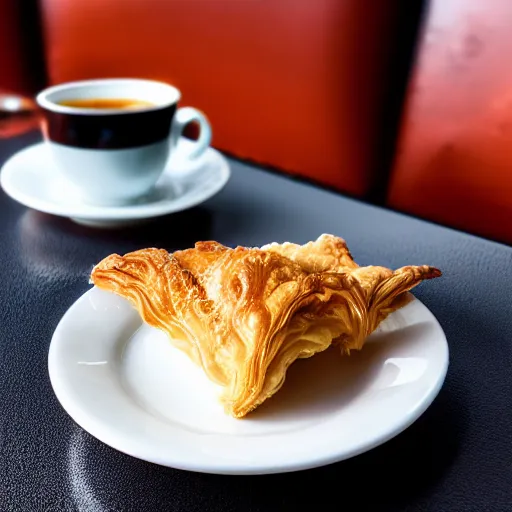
[{"left": 0, "top": 141, "right": 230, "bottom": 220}]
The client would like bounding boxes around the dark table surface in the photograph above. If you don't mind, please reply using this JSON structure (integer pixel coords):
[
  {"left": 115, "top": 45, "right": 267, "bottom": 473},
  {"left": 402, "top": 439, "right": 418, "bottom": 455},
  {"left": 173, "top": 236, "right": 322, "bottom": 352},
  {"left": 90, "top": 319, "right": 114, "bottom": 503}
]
[{"left": 1, "top": 133, "right": 511, "bottom": 512}]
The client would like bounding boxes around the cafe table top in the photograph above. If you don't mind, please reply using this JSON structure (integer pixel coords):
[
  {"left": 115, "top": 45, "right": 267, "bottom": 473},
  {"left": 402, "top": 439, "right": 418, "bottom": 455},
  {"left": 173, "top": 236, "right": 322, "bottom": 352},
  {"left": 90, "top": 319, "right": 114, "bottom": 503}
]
[{"left": 1, "top": 132, "right": 511, "bottom": 512}]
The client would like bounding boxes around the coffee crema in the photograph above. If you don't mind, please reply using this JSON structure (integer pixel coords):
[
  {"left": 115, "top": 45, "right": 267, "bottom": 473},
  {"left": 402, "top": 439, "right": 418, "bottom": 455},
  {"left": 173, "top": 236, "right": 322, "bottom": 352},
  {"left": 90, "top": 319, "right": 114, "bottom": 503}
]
[{"left": 58, "top": 98, "right": 155, "bottom": 109}]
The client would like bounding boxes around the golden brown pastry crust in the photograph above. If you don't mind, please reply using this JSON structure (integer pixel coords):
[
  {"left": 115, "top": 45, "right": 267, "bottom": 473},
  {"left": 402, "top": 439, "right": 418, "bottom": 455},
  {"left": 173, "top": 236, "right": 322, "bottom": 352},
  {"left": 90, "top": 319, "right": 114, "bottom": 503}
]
[{"left": 90, "top": 234, "right": 441, "bottom": 418}]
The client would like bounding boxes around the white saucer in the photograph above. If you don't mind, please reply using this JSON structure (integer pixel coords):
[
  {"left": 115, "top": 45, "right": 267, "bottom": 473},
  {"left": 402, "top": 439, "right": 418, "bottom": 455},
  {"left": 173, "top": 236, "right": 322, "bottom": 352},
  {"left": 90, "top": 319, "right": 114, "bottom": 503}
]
[
  {"left": 0, "top": 139, "right": 230, "bottom": 228},
  {"left": 48, "top": 287, "right": 449, "bottom": 475}
]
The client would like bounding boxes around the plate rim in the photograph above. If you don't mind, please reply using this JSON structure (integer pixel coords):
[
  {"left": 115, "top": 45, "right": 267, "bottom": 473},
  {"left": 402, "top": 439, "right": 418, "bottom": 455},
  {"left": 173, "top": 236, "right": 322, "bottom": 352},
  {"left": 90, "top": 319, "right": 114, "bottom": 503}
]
[
  {"left": 0, "top": 142, "right": 230, "bottom": 220},
  {"left": 48, "top": 288, "right": 449, "bottom": 475}
]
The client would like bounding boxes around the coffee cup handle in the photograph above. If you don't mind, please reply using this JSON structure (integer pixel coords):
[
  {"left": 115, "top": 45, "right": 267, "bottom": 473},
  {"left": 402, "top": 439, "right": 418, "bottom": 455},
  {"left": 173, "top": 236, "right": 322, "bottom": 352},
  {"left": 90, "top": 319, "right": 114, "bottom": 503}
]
[{"left": 170, "top": 107, "right": 212, "bottom": 161}]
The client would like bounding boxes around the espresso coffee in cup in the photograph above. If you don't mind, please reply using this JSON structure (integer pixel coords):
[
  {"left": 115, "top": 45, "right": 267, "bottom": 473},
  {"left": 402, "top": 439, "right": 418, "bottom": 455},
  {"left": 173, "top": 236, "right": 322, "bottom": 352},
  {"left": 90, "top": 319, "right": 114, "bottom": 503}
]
[
  {"left": 57, "top": 98, "right": 155, "bottom": 109},
  {"left": 36, "top": 78, "right": 211, "bottom": 206}
]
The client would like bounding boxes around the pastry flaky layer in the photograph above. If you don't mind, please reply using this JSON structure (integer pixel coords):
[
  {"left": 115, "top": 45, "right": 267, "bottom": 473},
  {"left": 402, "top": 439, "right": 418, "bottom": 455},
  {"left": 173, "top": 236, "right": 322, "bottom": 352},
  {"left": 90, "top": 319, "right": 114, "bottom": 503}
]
[{"left": 90, "top": 234, "right": 441, "bottom": 418}]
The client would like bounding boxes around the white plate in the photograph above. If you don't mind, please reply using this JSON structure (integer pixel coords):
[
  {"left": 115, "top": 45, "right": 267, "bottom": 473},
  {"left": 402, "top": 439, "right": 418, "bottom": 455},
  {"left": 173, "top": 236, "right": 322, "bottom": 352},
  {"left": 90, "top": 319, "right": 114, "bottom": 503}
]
[
  {"left": 0, "top": 140, "right": 230, "bottom": 228},
  {"left": 48, "top": 287, "right": 448, "bottom": 475}
]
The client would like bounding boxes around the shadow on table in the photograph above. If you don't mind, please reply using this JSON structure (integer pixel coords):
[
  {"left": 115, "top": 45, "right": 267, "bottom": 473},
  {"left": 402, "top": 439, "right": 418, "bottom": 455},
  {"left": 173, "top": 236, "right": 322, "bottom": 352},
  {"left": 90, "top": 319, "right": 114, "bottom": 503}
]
[
  {"left": 63, "top": 385, "right": 461, "bottom": 512},
  {"left": 16, "top": 208, "right": 214, "bottom": 282},
  {"left": 19, "top": 207, "right": 214, "bottom": 248},
  {"left": 202, "top": 386, "right": 462, "bottom": 510}
]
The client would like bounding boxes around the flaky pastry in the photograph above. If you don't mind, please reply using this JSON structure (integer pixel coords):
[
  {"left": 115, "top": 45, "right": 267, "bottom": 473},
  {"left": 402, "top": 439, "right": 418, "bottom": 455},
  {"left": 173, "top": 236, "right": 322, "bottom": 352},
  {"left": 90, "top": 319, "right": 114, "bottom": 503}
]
[{"left": 90, "top": 234, "right": 441, "bottom": 418}]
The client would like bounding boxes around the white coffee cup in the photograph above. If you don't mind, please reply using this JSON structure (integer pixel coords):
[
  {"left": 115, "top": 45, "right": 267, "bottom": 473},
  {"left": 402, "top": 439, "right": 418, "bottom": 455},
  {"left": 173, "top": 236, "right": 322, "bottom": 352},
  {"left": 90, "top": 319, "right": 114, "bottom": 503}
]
[{"left": 36, "top": 78, "right": 212, "bottom": 206}]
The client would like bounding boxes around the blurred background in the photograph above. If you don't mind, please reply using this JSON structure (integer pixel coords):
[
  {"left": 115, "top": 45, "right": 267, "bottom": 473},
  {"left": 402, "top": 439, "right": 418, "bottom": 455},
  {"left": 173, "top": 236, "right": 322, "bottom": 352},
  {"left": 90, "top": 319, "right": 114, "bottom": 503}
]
[{"left": 2, "top": 0, "right": 511, "bottom": 245}]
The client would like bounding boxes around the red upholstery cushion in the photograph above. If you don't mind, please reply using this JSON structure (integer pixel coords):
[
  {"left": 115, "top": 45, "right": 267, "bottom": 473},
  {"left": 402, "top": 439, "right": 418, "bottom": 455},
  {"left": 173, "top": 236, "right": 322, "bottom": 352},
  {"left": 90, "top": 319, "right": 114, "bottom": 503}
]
[
  {"left": 40, "top": 0, "right": 404, "bottom": 197},
  {"left": 388, "top": 0, "right": 512, "bottom": 244}
]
